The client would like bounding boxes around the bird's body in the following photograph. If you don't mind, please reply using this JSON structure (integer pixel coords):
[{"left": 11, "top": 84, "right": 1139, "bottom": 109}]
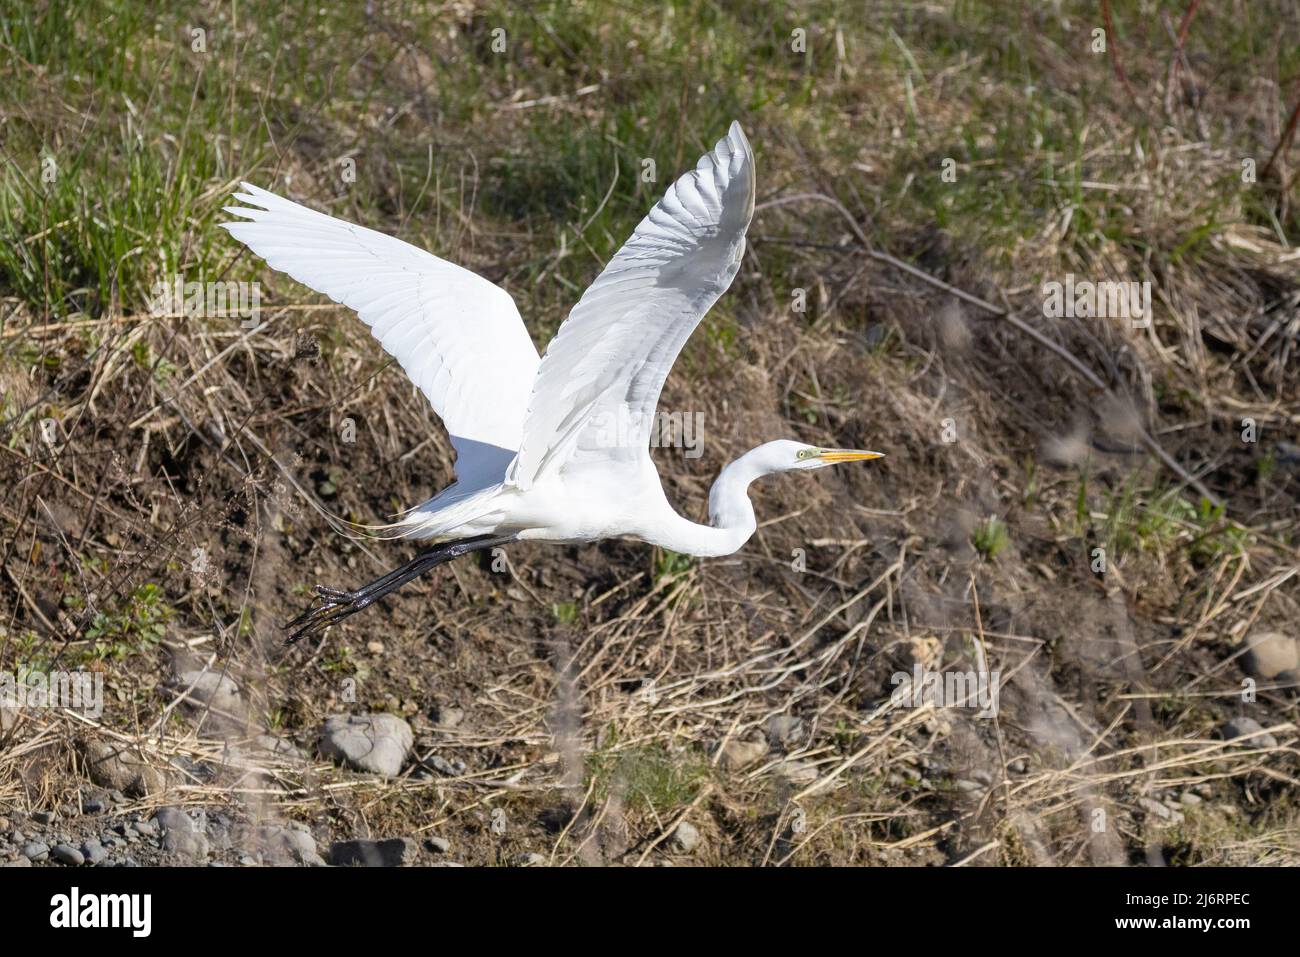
[{"left": 222, "top": 123, "right": 882, "bottom": 640}]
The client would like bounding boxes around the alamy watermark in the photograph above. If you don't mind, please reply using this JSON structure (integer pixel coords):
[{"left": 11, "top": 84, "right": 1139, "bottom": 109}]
[
  {"left": 1042, "top": 273, "right": 1151, "bottom": 328},
  {"left": 148, "top": 275, "right": 262, "bottom": 328},
  {"left": 890, "top": 664, "right": 1000, "bottom": 719},
  {"left": 1, "top": 667, "right": 104, "bottom": 720},
  {"left": 590, "top": 409, "right": 705, "bottom": 458}
]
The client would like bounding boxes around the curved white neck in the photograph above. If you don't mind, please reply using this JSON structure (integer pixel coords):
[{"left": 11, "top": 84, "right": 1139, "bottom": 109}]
[{"left": 645, "top": 449, "right": 766, "bottom": 557}]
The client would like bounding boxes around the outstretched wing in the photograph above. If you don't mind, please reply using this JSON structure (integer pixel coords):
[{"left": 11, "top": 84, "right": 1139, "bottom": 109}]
[
  {"left": 221, "top": 184, "right": 541, "bottom": 486},
  {"left": 507, "top": 122, "right": 755, "bottom": 489}
]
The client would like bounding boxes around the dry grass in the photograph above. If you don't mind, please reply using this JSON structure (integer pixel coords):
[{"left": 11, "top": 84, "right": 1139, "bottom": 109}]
[{"left": 1, "top": 0, "right": 1298, "bottom": 865}]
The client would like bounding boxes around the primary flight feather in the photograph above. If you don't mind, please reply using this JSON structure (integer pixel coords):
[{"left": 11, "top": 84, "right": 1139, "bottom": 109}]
[{"left": 221, "top": 122, "right": 883, "bottom": 642}]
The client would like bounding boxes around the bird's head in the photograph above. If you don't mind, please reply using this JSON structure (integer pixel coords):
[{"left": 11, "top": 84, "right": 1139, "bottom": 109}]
[{"left": 760, "top": 439, "right": 885, "bottom": 474}]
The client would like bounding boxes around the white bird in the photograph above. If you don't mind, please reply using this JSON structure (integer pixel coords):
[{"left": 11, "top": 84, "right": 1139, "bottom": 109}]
[{"left": 221, "top": 123, "right": 883, "bottom": 642}]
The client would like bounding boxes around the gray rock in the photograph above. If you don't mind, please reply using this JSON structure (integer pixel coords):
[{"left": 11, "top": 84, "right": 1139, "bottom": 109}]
[
  {"left": 717, "top": 737, "right": 768, "bottom": 771},
  {"left": 32, "top": 810, "right": 56, "bottom": 826},
  {"left": 767, "top": 716, "right": 806, "bottom": 749},
  {"left": 422, "top": 754, "right": 463, "bottom": 776},
  {"left": 21, "top": 842, "right": 49, "bottom": 862},
  {"left": 1138, "top": 797, "right": 1185, "bottom": 824},
  {"left": 153, "top": 807, "right": 208, "bottom": 859},
  {"left": 1008, "top": 758, "right": 1028, "bottom": 774},
  {"left": 1240, "top": 632, "right": 1299, "bottom": 680},
  {"left": 672, "top": 820, "right": 701, "bottom": 853},
  {"left": 171, "top": 669, "right": 242, "bottom": 714},
  {"left": 1222, "top": 716, "right": 1278, "bottom": 749},
  {"left": 1180, "top": 792, "right": 1202, "bottom": 807},
  {"left": 514, "top": 852, "right": 546, "bottom": 867},
  {"left": 1275, "top": 441, "right": 1300, "bottom": 465},
  {"left": 954, "top": 778, "right": 983, "bottom": 793},
  {"left": 246, "top": 825, "right": 325, "bottom": 866},
  {"left": 79, "top": 739, "right": 167, "bottom": 798},
  {"left": 329, "top": 837, "right": 419, "bottom": 867},
  {"left": 436, "top": 706, "right": 465, "bottom": 728},
  {"left": 424, "top": 836, "right": 451, "bottom": 854},
  {"left": 51, "top": 844, "right": 84, "bottom": 866},
  {"left": 82, "top": 840, "right": 109, "bottom": 865},
  {"left": 3, "top": 857, "right": 31, "bottom": 867},
  {"left": 318, "top": 714, "right": 413, "bottom": 777},
  {"left": 771, "top": 759, "right": 818, "bottom": 787}
]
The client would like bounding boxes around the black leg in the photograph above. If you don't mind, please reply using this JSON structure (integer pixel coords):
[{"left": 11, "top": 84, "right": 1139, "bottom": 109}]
[{"left": 284, "top": 534, "right": 515, "bottom": 644}]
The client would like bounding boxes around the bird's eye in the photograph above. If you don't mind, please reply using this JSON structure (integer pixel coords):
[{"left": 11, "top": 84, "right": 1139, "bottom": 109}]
[{"left": 797, "top": 449, "right": 812, "bottom": 459}]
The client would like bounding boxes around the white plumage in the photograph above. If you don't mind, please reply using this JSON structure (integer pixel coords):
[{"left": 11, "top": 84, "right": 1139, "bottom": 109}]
[{"left": 222, "top": 123, "right": 883, "bottom": 641}]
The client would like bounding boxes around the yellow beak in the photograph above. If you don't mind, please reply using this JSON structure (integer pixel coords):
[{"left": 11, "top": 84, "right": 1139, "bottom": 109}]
[{"left": 816, "top": 449, "right": 885, "bottom": 463}]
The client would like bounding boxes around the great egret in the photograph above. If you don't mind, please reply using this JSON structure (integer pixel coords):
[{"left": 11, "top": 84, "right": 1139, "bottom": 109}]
[{"left": 221, "top": 123, "right": 883, "bottom": 643}]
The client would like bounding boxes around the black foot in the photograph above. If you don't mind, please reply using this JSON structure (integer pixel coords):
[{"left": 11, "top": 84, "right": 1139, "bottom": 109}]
[{"left": 284, "top": 584, "right": 371, "bottom": 644}]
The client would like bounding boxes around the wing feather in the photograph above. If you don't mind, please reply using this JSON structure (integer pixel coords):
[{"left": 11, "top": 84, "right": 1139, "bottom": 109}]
[
  {"left": 507, "top": 122, "right": 755, "bottom": 488},
  {"left": 221, "top": 183, "right": 540, "bottom": 486}
]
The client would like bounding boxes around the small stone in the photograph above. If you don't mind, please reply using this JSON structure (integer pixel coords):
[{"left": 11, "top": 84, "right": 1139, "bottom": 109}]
[
  {"left": 21, "top": 842, "right": 49, "bottom": 862},
  {"left": 82, "top": 797, "right": 105, "bottom": 815},
  {"left": 3, "top": 857, "right": 31, "bottom": 867},
  {"left": 1276, "top": 441, "right": 1300, "bottom": 465},
  {"left": 424, "top": 836, "right": 451, "bottom": 854},
  {"left": 767, "top": 716, "right": 805, "bottom": 748},
  {"left": 1008, "top": 758, "right": 1028, "bottom": 774},
  {"left": 79, "top": 739, "right": 167, "bottom": 798},
  {"left": 514, "top": 852, "right": 546, "bottom": 867},
  {"left": 32, "top": 810, "right": 56, "bottom": 826},
  {"left": 82, "top": 841, "right": 109, "bottom": 865},
  {"left": 771, "top": 759, "right": 818, "bottom": 786},
  {"left": 717, "top": 737, "right": 768, "bottom": 771},
  {"left": 171, "top": 669, "right": 242, "bottom": 714},
  {"left": 1138, "top": 797, "right": 1184, "bottom": 824},
  {"left": 1221, "top": 716, "right": 1278, "bottom": 749},
  {"left": 329, "top": 837, "right": 419, "bottom": 867},
  {"left": 154, "top": 807, "right": 208, "bottom": 859},
  {"left": 51, "top": 844, "right": 84, "bottom": 866},
  {"left": 423, "top": 754, "right": 460, "bottom": 776},
  {"left": 436, "top": 706, "right": 465, "bottom": 728},
  {"left": 1180, "top": 792, "right": 1202, "bottom": 807},
  {"left": 672, "top": 820, "right": 701, "bottom": 854},
  {"left": 318, "top": 714, "right": 414, "bottom": 778},
  {"left": 366, "top": 641, "right": 385, "bottom": 654},
  {"left": 246, "top": 825, "right": 325, "bottom": 866},
  {"left": 1240, "top": 632, "right": 1299, "bottom": 680},
  {"left": 132, "top": 819, "right": 157, "bottom": 838},
  {"left": 954, "top": 779, "right": 982, "bottom": 793}
]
